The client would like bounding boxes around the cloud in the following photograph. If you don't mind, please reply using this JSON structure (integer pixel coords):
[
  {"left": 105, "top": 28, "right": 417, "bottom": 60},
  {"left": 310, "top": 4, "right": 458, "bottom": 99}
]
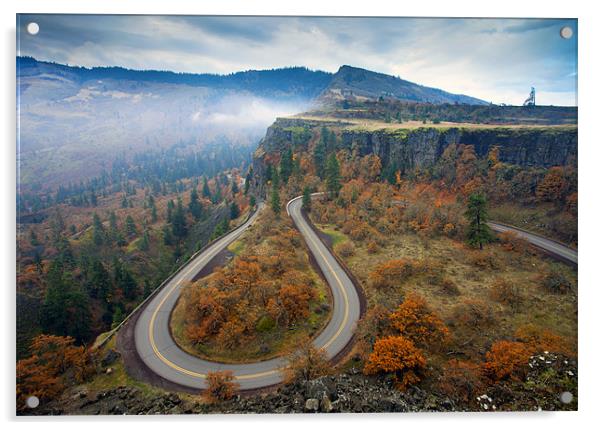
[{"left": 17, "top": 15, "right": 577, "bottom": 105}]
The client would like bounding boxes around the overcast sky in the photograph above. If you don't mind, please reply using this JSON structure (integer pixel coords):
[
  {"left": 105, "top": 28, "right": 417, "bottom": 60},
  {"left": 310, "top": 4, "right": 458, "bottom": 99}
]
[{"left": 17, "top": 15, "right": 577, "bottom": 106}]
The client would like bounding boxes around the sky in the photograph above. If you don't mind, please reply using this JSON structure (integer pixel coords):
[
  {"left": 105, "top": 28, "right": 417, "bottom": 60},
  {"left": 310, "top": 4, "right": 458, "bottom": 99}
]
[{"left": 17, "top": 15, "right": 578, "bottom": 106}]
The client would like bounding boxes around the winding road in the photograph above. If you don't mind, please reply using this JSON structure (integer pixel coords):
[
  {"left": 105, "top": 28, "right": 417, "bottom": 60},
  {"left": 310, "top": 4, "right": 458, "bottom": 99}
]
[
  {"left": 488, "top": 222, "right": 577, "bottom": 265},
  {"left": 134, "top": 197, "right": 361, "bottom": 390},
  {"left": 132, "top": 195, "right": 576, "bottom": 391}
]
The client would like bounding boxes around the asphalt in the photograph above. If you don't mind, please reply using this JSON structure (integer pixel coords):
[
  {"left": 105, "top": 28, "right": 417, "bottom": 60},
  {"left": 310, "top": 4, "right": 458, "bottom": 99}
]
[
  {"left": 133, "top": 197, "right": 361, "bottom": 390},
  {"left": 488, "top": 221, "right": 578, "bottom": 265}
]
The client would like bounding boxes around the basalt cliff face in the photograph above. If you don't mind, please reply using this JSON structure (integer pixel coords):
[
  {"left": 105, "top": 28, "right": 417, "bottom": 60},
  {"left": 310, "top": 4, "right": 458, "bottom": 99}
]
[{"left": 251, "top": 118, "right": 577, "bottom": 190}]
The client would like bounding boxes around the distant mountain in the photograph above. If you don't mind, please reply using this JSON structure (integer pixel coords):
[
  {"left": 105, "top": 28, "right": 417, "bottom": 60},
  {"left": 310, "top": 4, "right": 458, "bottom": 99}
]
[
  {"left": 320, "top": 65, "right": 487, "bottom": 105},
  {"left": 16, "top": 57, "right": 487, "bottom": 189},
  {"left": 17, "top": 56, "right": 333, "bottom": 101}
]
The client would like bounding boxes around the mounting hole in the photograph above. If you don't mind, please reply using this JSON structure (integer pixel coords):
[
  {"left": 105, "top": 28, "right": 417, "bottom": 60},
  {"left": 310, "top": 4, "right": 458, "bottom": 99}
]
[
  {"left": 26, "top": 22, "right": 39, "bottom": 35},
  {"left": 560, "top": 26, "right": 573, "bottom": 39},
  {"left": 26, "top": 395, "right": 40, "bottom": 408},
  {"left": 559, "top": 391, "right": 573, "bottom": 404}
]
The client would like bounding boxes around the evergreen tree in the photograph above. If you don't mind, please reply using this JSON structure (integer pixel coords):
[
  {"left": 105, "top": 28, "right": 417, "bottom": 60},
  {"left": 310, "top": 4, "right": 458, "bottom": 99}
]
[
  {"left": 271, "top": 184, "right": 281, "bottom": 217},
  {"left": 124, "top": 215, "right": 137, "bottom": 238},
  {"left": 172, "top": 198, "right": 187, "bottom": 238},
  {"left": 230, "top": 202, "right": 240, "bottom": 220},
  {"left": 279, "top": 148, "right": 294, "bottom": 184},
  {"left": 314, "top": 128, "right": 328, "bottom": 179},
  {"left": 89, "top": 259, "right": 111, "bottom": 301},
  {"left": 244, "top": 170, "right": 252, "bottom": 195},
  {"left": 249, "top": 195, "right": 256, "bottom": 208},
  {"left": 140, "top": 229, "right": 150, "bottom": 251},
  {"left": 325, "top": 153, "right": 342, "bottom": 199},
  {"left": 302, "top": 186, "right": 312, "bottom": 212},
  {"left": 189, "top": 187, "right": 203, "bottom": 220},
  {"left": 202, "top": 176, "right": 212, "bottom": 198},
  {"left": 162, "top": 225, "right": 174, "bottom": 246},
  {"left": 166, "top": 199, "right": 175, "bottom": 223},
  {"left": 121, "top": 194, "right": 128, "bottom": 208},
  {"left": 92, "top": 213, "right": 105, "bottom": 246},
  {"left": 464, "top": 193, "right": 494, "bottom": 250},
  {"left": 231, "top": 179, "right": 239, "bottom": 195}
]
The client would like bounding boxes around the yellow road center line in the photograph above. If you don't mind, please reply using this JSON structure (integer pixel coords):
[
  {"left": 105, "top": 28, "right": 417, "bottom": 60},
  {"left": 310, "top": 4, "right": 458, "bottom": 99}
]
[{"left": 147, "top": 200, "right": 351, "bottom": 382}]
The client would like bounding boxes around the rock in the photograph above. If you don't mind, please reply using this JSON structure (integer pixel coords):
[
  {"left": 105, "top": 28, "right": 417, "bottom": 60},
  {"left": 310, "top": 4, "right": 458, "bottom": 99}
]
[
  {"left": 320, "top": 393, "right": 333, "bottom": 413},
  {"left": 304, "top": 398, "right": 319, "bottom": 412},
  {"left": 105, "top": 367, "right": 113, "bottom": 374},
  {"left": 101, "top": 349, "right": 121, "bottom": 367}
]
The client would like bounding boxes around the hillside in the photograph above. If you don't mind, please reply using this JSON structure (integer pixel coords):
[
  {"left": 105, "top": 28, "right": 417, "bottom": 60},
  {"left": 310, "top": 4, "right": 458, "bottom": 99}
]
[
  {"left": 17, "top": 58, "right": 492, "bottom": 191},
  {"left": 320, "top": 65, "right": 487, "bottom": 105}
]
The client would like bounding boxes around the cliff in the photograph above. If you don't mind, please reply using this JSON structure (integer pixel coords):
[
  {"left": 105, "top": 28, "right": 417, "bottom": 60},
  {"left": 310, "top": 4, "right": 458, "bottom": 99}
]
[{"left": 252, "top": 118, "right": 577, "bottom": 190}]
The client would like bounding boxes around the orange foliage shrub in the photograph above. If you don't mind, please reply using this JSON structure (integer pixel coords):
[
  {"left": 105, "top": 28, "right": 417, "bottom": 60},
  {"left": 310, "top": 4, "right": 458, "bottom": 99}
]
[
  {"left": 536, "top": 167, "right": 568, "bottom": 203},
  {"left": 482, "top": 340, "right": 533, "bottom": 382},
  {"left": 389, "top": 293, "right": 449, "bottom": 348},
  {"left": 364, "top": 336, "right": 426, "bottom": 390},
  {"left": 369, "top": 258, "right": 417, "bottom": 289},
  {"left": 514, "top": 324, "right": 573, "bottom": 356},
  {"left": 203, "top": 371, "right": 239, "bottom": 403},
  {"left": 439, "top": 359, "right": 485, "bottom": 403},
  {"left": 16, "top": 335, "right": 96, "bottom": 411}
]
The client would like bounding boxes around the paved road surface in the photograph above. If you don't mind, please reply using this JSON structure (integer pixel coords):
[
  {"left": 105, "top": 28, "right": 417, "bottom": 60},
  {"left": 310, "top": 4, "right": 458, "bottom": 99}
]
[
  {"left": 134, "top": 197, "right": 361, "bottom": 390},
  {"left": 488, "top": 222, "right": 577, "bottom": 265}
]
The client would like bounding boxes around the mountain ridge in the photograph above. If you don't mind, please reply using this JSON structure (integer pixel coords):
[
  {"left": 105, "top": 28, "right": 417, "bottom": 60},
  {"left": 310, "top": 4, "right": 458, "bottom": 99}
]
[{"left": 18, "top": 56, "right": 487, "bottom": 105}]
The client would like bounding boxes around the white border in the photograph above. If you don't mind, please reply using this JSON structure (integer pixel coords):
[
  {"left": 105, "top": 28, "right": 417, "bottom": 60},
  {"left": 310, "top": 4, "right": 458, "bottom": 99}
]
[{"left": 2, "top": 0, "right": 600, "bottom": 428}]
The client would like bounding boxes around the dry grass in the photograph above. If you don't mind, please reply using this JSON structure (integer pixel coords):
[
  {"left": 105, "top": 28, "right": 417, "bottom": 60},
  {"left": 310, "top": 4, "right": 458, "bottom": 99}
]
[{"left": 313, "top": 222, "right": 577, "bottom": 362}]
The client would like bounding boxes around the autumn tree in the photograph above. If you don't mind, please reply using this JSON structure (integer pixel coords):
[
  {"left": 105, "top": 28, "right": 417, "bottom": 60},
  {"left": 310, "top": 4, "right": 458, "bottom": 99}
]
[
  {"left": 389, "top": 293, "right": 449, "bottom": 348},
  {"left": 203, "top": 370, "right": 239, "bottom": 403},
  {"left": 363, "top": 336, "right": 426, "bottom": 390},
  {"left": 536, "top": 166, "right": 568, "bottom": 203},
  {"left": 482, "top": 340, "right": 533, "bottom": 382},
  {"left": 283, "top": 337, "right": 330, "bottom": 384},
  {"left": 17, "top": 335, "right": 96, "bottom": 411},
  {"left": 464, "top": 193, "right": 493, "bottom": 249}
]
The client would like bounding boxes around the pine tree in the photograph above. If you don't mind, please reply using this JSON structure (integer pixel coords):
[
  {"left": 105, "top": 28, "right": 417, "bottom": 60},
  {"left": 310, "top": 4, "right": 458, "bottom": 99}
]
[
  {"left": 92, "top": 213, "right": 105, "bottom": 246},
  {"left": 279, "top": 148, "right": 293, "bottom": 184},
  {"left": 230, "top": 202, "right": 240, "bottom": 220},
  {"left": 231, "top": 179, "right": 239, "bottom": 195},
  {"left": 124, "top": 215, "right": 137, "bottom": 238},
  {"left": 302, "top": 186, "right": 312, "bottom": 212},
  {"left": 464, "top": 193, "right": 494, "bottom": 250},
  {"left": 172, "top": 198, "right": 187, "bottom": 238},
  {"left": 325, "top": 153, "right": 342, "bottom": 199},
  {"left": 314, "top": 128, "right": 328, "bottom": 179},
  {"left": 166, "top": 199, "right": 175, "bottom": 223},
  {"left": 271, "top": 185, "right": 281, "bottom": 217},
  {"left": 202, "top": 176, "right": 212, "bottom": 198},
  {"left": 189, "top": 187, "right": 203, "bottom": 220}
]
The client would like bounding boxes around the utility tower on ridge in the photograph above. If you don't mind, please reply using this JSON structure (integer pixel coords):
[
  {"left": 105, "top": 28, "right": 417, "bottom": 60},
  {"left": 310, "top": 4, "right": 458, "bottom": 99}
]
[{"left": 523, "top": 87, "right": 536, "bottom": 106}]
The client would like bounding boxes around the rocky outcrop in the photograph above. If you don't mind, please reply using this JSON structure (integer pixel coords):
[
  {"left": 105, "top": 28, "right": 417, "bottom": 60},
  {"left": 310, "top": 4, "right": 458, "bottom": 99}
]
[
  {"left": 341, "top": 127, "right": 577, "bottom": 173},
  {"left": 252, "top": 118, "right": 577, "bottom": 194},
  {"left": 24, "top": 352, "right": 576, "bottom": 415}
]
